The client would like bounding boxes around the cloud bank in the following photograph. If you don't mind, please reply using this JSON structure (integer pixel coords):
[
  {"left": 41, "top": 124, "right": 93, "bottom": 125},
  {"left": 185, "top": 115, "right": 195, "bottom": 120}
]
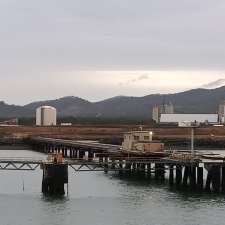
[{"left": 0, "top": 0, "right": 225, "bottom": 103}]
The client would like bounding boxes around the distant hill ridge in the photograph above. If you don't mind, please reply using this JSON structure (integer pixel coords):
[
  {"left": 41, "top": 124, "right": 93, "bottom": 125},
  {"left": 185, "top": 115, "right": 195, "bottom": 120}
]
[{"left": 0, "top": 86, "right": 225, "bottom": 119}]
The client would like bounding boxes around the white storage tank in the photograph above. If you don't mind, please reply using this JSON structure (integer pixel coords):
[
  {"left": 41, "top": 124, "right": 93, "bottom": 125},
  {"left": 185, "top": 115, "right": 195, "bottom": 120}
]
[{"left": 36, "top": 106, "right": 57, "bottom": 126}]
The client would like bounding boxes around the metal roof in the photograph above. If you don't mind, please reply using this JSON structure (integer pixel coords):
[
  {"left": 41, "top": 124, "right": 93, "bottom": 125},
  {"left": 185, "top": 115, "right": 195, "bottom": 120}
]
[{"left": 160, "top": 114, "right": 218, "bottom": 123}]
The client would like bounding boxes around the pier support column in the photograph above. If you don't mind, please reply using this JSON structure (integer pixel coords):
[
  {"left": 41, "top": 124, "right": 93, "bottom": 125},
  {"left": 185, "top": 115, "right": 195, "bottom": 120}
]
[
  {"left": 140, "top": 164, "right": 146, "bottom": 177},
  {"left": 155, "top": 163, "right": 164, "bottom": 180},
  {"left": 136, "top": 163, "right": 141, "bottom": 174},
  {"left": 64, "top": 148, "right": 68, "bottom": 158},
  {"left": 197, "top": 167, "right": 204, "bottom": 191},
  {"left": 88, "top": 151, "right": 94, "bottom": 161},
  {"left": 73, "top": 150, "right": 77, "bottom": 158},
  {"left": 212, "top": 166, "right": 221, "bottom": 192},
  {"left": 205, "top": 165, "right": 221, "bottom": 192},
  {"left": 205, "top": 168, "right": 213, "bottom": 192},
  {"left": 104, "top": 157, "right": 109, "bottom": 173},
  {"left": 155, "top": 163, "right": 160, "bottom": 180},
  {"left": 78, "top": 150, "right": 84, "bottom": 159},
  {"left": 111, "top": 159, "right": 116, "bottom": 170},
  {"left": 41, "top": 163, "right": 68, "bottom": 195},
  {"left": 147, "top": 163, "right": 151, "bottom": 178},
  {"left": 222, "top": 167, "right": 225, "bottom": 192},
  {"left": 125, "top": 162, "right": 132, "bottom": 176},
  {"left": 62, "top": 148, "right": 65, "bottom": 157},
  {"left": 183, "top": 166, "right": 190, "bottom": 188},
  {"left": 99, "top": 156, "right": 103, "bottom": 164},
  {"left": 176, "top": 165, "right": 182, "bottom": 187},
  {"left": 69, "top": 148, "right": 72, "bottom": 158},
  {"left": 190, "top": 166, "right": 196, "bottom": 190},
  {"left": 169, "top": 165, "right": 174, "bottom": 186},
  {"left": 119, "top": 160, "right": 123, "bottom": 175},
  {"left": 132, "top": 163, "right": 137, "bottom": 173}
]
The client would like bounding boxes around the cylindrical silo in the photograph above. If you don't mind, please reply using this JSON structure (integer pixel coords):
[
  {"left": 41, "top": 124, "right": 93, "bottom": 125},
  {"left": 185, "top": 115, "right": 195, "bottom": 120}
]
[{"left": 36, "top": 106, "right": 57, "bottom": 126}]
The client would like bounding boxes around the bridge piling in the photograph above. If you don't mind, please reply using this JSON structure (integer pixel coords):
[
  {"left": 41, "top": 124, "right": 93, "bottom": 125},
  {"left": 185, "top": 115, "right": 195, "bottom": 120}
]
[
  {"left": 211, "top": 166, "right": 221, "bottom": 192},
  {"left": 222, "top": 167, "right": 225, "bottom": 192},
  {"left": 197, "top": 167, "right": 204, "bottom": 191},
  {"left": 41, "top": 162, "right": 68, "bottom": 195},
  {"left": 183, "top": 166, "right": 190, "bottom": 188},
  {"left": 88, "top": 151, "right": 94, "bottom": 161},
  {"left": 104, "top": 157, "right": 109, "bottom": 173},
  {"left": 190, "top": 166, "right": 197, "bottom": 190},
  {"left": 155, "top": 163, "right": 165, "bottom": 181},
  {"left": 176, "top": 165, "right": 182, "bottom": 187},
  {"left": 169, "top": 165, "right": 174, "bottom": 186},
  {"left": 147, "top": 163, "right": 151, "bottom": 178},
  {"left": 119, "top": 159, "right": 123, "bottom": 175}
]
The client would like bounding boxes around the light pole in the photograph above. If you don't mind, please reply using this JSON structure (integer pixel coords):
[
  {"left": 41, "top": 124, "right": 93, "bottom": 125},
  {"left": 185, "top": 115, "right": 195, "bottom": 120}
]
[
  {"left": 191, "top": 127, "right": 195, "bottom": 155},
  {"left": 149, "top": 131, "right": 153, "bottom": 142}
]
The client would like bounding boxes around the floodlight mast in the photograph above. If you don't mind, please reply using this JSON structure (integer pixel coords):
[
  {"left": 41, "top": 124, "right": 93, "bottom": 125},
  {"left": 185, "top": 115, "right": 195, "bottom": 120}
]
[
  {"left": 149, "top": 131, "right": 153, "bottom": 142},
  {"left": 178, "top": 121, "right": 198, "bottom": 155}
]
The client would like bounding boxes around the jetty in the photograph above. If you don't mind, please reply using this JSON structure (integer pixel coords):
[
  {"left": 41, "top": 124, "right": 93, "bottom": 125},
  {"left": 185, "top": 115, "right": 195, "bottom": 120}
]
[{"left": 0, "top": 136, "right": 224, "bottom": 195}]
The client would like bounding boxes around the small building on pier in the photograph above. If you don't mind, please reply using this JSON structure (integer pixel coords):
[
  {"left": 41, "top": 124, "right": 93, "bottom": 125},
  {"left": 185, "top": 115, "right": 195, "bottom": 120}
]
[{"left": 122, "top": 131, "right": 164, "bottom": 153}]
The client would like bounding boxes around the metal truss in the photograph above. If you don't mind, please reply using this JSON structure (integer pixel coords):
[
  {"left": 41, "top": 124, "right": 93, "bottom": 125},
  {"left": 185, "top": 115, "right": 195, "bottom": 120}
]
[
  {"left": 69, "top": 163, "right": 105, "bottom": 172},
  {"left": 0, "top": 157, "right": 204, "bottom": 172},
  {"left": 0, "top": 158, "right": 42, "bottom": 171},
  {"left": 68, "top": 161, "right": 131, "bottom": 172},
  {"left": 0, "top": 162, "right": 40, "bottom": 171}
]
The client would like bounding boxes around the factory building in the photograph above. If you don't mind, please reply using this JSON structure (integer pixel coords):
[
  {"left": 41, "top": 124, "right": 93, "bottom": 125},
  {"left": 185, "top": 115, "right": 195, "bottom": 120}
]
[
  {"left": 36, "top": 106, "right": 57, "bottom": 126},
  {"left": 152, "top": 102, "right": 174, "bottom": 123},
  {"left": 160, "top": 114, "right": 219, "bottom": 126}
]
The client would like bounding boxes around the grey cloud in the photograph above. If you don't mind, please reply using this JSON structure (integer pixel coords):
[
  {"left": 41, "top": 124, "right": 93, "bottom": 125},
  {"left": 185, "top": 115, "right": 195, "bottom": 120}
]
[
  {"left": 0, "top": 0, "right": 225, "bottom": 71},
  {"left": 1, "top": 0, "right": 225, "bottom": 103}
]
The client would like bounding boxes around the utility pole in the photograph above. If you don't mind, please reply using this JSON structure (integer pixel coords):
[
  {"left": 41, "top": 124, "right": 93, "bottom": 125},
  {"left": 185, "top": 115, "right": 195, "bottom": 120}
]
[{"left": 191, "top": 127, "right": 195, "bottom": 155}]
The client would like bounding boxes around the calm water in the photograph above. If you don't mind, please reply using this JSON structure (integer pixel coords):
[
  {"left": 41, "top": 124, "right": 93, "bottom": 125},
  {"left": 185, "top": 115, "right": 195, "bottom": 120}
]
[{"left": 0, "top": 149, "right": 225, "bottom": 225}]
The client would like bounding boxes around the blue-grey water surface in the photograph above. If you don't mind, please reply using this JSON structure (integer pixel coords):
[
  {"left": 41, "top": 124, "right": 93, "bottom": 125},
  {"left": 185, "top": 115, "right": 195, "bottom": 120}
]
[{"left": 0, "top": 149, "right": 225, "bottom": 225}]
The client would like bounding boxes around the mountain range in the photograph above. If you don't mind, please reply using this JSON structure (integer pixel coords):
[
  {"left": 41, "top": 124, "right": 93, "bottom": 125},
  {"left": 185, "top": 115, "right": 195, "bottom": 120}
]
[{"left": 0, "top": 86, "right": 225, "bottom": 119}]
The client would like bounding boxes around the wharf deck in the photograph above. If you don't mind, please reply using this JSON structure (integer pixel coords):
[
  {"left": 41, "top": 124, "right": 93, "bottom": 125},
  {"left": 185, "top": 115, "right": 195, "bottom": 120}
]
[{"left": 30, "top": 137, "right": 120, "bottom": 152}]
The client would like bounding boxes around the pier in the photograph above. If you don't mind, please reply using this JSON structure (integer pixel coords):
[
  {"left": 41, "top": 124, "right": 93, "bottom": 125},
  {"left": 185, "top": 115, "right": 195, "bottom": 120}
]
[{"left": 0, "top": 136, "right": 225, "bottom": 195}]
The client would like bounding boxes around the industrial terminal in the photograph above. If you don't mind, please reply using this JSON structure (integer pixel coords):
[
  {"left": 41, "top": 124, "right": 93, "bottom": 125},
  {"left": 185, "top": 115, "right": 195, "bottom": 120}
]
[
  {"left": 1, "top": 98, "right": 225, "bottom": 196},
  {"left": 152, "top": 101, "right": 225, "bottom": 126},
  {"left": 1, "top": 99, "right": 225, "bottom": 199},
  {"left": 30, "top": 100, "right": 225, "bottom": 128}
]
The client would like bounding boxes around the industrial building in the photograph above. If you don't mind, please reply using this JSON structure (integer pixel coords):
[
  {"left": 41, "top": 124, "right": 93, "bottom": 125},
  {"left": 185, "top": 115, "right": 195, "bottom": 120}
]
[
  {"left": 36, "top": 106, "right": 57, "bottom": 126},
  {"left": 218, "top": 101, "right": 225, "bottom": 124},
  {"left": 153, "top": 101, "right": 225, "bottom": 126},
  {"left": 152, "top": 102, "right": 174, "bottom": 123},
  {"left": 160, "top": 114, "right": 219, "bottom": 125}
]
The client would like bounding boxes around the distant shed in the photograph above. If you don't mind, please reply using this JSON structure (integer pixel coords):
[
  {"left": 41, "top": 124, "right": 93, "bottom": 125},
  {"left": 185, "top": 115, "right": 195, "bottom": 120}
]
[{"left": 160, "top": 114, "right": 218, "bottom": 125}]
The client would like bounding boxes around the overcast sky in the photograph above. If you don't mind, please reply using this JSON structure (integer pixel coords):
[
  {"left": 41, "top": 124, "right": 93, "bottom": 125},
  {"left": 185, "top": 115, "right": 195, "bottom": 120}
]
[{"left": 0, "top": 0, "right": 225, "bottom": 105}]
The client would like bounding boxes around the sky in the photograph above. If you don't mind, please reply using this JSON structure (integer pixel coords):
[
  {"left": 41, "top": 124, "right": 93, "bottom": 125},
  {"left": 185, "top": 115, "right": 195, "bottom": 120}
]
[{"left": 0, "top": 0, "right": 225, "bottom": 105}]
